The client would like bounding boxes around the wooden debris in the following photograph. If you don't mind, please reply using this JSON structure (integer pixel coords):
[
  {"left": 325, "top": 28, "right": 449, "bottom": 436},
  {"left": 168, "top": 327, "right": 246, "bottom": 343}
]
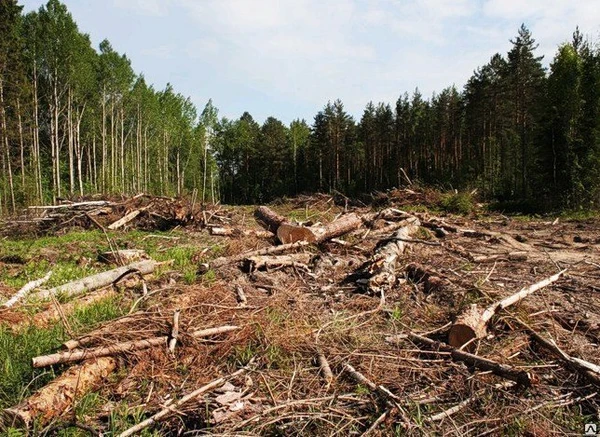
[
  {"left": 360, "top": 217, "right": 421, "bottom": 294},
  {"left": 107, "top": 209, "right": 143, "bottom": 230},
  {"left": 32, "top": 325, "right": 239, "bottom": 367},
  {"left": 118, "top": 365, "right": 250, "bottom": 437},
  {"left": 254, "top": 206, "right": 288, "bottom": 233},
  {"left": 277, "top": 223, "right": 317, "bottom": 244},
  {"left": 449, "top": 270, "right": 566, "bottom": 349},
  {"left": 33, "top": 260, "right": 160, "bottom": 301},
  {"left": 234, "top": 285, "right": 247, "bottom": 306},
  {"left": 473, "top": 251, "right": 528, "bottom": 263},
  {"left": 313, "top": 213, "right": 362, "bottom": 243},
  {"left": 317, "top": 350, "right": 334, "bottom": 387},
  {"left": 203, "top": 241, "right": 310, "bottom": 272},
  {"left": 388, "top": 333, "right": 531, "bottom": 387},
  {"left": 209, "top": 226, "right": 272, "bottom": 238},
  {"left": 2, "top": 271, "right": 53, "bottom": 308},
  {"left": 1, "top": 357, "right": 117, "bottom": 429},
  {"left": 244, "top": 253, "right": 313, "bottom": 272},
  {"left": 343, "top": 363, "right": 401, "bottom": 402},
  {"left": 168, "top": 309, "right": 181, "bottom": 354},
  {"left": 519, "top": 321, "right": 600, "bottom": 386}
]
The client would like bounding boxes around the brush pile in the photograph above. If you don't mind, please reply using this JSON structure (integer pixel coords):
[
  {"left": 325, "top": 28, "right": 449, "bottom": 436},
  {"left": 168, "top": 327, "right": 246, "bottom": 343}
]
[{"left": 1, "top": 191, "right": 599, "bottom": 435}]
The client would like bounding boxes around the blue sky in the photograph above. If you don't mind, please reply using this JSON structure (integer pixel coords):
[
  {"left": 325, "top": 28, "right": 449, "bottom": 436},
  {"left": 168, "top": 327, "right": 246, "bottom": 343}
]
[{"left": 20, "top": 0, "right": 600, "bottom": 124}]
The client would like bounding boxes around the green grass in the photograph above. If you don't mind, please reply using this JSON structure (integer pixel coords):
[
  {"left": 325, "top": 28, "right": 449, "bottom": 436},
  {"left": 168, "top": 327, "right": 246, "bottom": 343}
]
[
  {"left": 0, "top": 296, "right": 124, "bottom": 410},
  {"left": 439, "top": 191, "right": 475, "bottom": 215}
]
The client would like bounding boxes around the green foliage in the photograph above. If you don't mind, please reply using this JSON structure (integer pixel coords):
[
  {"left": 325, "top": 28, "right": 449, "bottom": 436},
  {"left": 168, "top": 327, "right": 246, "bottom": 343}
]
[{"left": 440, "top": 191, "right": 475, "bottom": 215}]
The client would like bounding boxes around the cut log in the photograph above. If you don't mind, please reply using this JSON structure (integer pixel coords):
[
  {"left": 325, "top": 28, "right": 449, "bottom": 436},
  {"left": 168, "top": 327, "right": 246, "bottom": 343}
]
[
  {"left": 313, "top": 213, "right": 362, "bottom": 243},
  {"left": 1, "top": 357, "right": 117, "bottom": 429},
  {"left": 254, "top": 206, "right": 288, "bottom": 233},
  {"left": 360, "top": 217, "right": 421, "bottom": 294},
  {"left": 2, "top": 271, "right": 53, "bottom": 308},
  {"left": 277, "top": 223, "right": 317, "bottom": 244},
  {"left": 388, "top": 333, "right": 531, "bottom": 387},
  {"left": 32, "top": 260, "right": 159, "bottom": 301},
  {"left": 107, "top": 209, "right": 142, "bottom": 230},
  {"left": 317, "top": 350, "right": 334, "bottom": 387},
  {"left": 33, "top": 325, "right": 239, "bottom": 367},
  {"left": 244, "top": 253, "right": 313, "bottom": 272},
  {"left": 449, "top": 270, "right": 566, "bottom": 348}
]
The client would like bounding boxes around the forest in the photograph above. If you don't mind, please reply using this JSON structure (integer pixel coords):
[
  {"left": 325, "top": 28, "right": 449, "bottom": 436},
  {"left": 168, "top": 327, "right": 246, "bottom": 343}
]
[{"left": 1, "top": 0, "right": 600, "bottom": 213}]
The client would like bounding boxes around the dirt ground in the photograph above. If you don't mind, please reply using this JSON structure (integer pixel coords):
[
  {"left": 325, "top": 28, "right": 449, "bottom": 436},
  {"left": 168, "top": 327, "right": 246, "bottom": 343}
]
[{"left": 1, "top": 192, "right": 599, "bottom": 436}]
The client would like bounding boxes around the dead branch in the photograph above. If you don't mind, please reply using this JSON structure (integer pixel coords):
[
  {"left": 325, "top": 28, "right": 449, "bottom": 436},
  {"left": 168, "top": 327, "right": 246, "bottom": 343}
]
[
  {"left": 449, "top": 270, "right": 566, "bottom": 348},
  {"left": 317, "top": 350, "right": 334, "bottom": 387},
  {"left": 118, "top": 365, "right": 251, "bottom": 437},
  {"left": 168, "top": 309, "right": 181, "bottom": 354},
  {"left": 1, "top": 357, "right": 117, "bottom": 429},
  {"left": 518, "top": 321, "right": 600, "bottom": 386},
  {"left": 209, "top": 226, "right": 272, "bottom": 238},
  {"left": 244, "top": 253, "right": 313, "bottom": 272},
  {"left": 32, "top": 325, "right": 240, "bottom": 367},
  {"left": 2, "top": 271, "right": 53, "bottom": 308},
  {"left": 473, "top": 251, "right": 528, "bottom": 263},
  {"left": 107, "top": 209, "right": 143, "bottom": 230},
  {"left": 343, "top": 363, "right": 401, "bottom": 402},
  {"left": 405, "top": 263, "right": 449, "bottom": 294},
  {"left": 387, "top": 333, "right": 531, "bottom": 387},
  {"left": 33, "top": 260, "right": 160, "bottom": 301}
]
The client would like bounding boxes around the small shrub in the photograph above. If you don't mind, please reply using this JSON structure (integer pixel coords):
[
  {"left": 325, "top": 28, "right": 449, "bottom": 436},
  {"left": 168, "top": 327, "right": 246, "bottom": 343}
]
[{"left": 440, "top": 191, "right": 475, "bottom": 215}]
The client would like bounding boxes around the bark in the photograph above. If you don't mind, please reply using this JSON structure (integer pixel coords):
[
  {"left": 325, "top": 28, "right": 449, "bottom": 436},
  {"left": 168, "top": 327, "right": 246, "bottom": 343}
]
[
  {"left": 313, "top": 213, "right": 362, "bottom": 243},
  {"left": 1, "top": 357, "right": 117, "bottom": 429},
  {"left": 276, "top": 223, "right": 317, "bottom": 244},
  {"left": 449, "top": 270, "right": 566, "bottom": 348},
  {"left": 2, "top": 271, "right": 53, "bottom": 308},
  {"left": 254, "top": 206, "right": 288, "bottom": 233},
  {"left": 203, "top": 241, "right": 310, "bottom": 272},
  {"left": 33, "top": 260, "right": 159, "bottom": 301}
]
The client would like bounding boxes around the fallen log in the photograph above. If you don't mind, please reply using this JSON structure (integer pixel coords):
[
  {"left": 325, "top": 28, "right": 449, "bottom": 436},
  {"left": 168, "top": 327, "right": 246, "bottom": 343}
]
[
  {"left": 254, "top": 206, "right": 288, "bottom": 233},
  {"left": 202, "top": 241, "right": 310, "bottom": 272},
  {"left": 449, "top": 270, "right": 566, "bottom": 349},
  {"left": 33, "top": 325, "right": 239, "bottom": 367},
  {"left": 387, "top": 333, "right": 531, "bottom": 387},
  {"left": 2, "top": 271, "right": 53, "bottom": 308},
  {"left": 28, "top": 201, "right": 113, "bottom": 210},
  {"left": 1, "top": 357, "right": 117, "bottom": 429},
  {"left": 317, "top": 350, "right": 334, "bottom": 387},
  {"left": 107, "top": 209, "right": 143, "bottom": 230},
  {"left": 244, "top": 253, "right": 313, "bottom": 272},
  {"left": 209, "top": 227, "right": 272, "bottom": 238},
  {"left": 277, "top": 223, "right": 317, "bottom": 244},
  {"left": 360, "top": 217, "right": 421, "bottom": 294},
  {"left": 32, "top": 260, "right": 159, "bottom": 301},
  {"left": 313, "top": 213, "right": 362, "bottom": 243}
]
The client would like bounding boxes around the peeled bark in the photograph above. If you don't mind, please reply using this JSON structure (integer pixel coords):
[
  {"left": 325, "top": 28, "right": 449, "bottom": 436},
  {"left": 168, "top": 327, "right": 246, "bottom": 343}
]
[{"left": 2, "top": 357, "right": 117, "bottom": 429}]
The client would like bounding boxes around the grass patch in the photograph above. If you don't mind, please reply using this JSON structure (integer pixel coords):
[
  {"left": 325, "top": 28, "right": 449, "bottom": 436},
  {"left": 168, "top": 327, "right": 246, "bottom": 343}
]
[
  {"left": 439, "top": 191, "right": 475, "bottom": 215},
  {"left": 0, "top": 295, "right": 125, "bottom": 410}
]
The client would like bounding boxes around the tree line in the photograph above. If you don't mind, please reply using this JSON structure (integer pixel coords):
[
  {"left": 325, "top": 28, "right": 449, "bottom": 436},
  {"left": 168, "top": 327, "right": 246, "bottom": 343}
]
[{"left": 1, "top": 0, "right": 600, "bottom": 213}]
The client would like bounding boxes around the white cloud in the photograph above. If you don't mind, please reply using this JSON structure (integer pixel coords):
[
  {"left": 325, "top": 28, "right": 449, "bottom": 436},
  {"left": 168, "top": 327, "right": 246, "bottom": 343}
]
[{"left": 112, "top": 0, "right": 170, "bottom": 16}]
